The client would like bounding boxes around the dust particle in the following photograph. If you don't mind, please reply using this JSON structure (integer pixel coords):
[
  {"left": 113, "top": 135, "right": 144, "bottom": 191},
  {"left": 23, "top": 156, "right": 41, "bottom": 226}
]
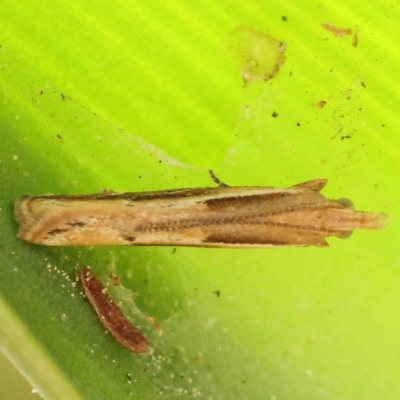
[
  {"left": 110, "top": 272, "right": 120, "bottom": 286},
  {"left": 154, "top": 322, "right": 162, "bottom": 331}
]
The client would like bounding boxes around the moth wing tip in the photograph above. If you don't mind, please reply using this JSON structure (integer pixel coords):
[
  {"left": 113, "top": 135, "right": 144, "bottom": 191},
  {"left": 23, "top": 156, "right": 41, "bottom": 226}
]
[
  {"left": 311, "top": 238, "right": 330, "bottom": 247},
  {"left": 318, "top": 239, "right": 330, "bottom": 247},
  {"left": 292, "top": 179, "right": 328, "bottom": 192},
  {"left": 14, "top": 198, "right": 26, "bottom": 223},
  {"left": 366, "top": 212, "right": 388, "bottom": 229}
]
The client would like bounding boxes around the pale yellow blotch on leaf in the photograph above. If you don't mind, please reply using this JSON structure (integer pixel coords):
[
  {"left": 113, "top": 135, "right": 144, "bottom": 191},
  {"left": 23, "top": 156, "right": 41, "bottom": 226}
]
[{"left": 226, "top": 26, "right": 286, "bottom": 85}]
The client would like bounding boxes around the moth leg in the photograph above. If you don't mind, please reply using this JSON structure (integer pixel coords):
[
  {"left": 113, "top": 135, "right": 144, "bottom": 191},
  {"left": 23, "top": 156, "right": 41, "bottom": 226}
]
[
  {"left": 334, "top": 198, "right": 354, "bottom": 209},
  {"left": 208, "top": 170, "right": 229, "bottom": 187},
  {"left": 291, "top": 179, "right": 327, "bottom": 192}
]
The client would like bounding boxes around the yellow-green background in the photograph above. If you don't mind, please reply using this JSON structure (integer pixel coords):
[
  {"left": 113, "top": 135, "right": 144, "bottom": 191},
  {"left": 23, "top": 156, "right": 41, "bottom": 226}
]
[{"left": 0, "top": 1, "right": 398, "bottom": 399}]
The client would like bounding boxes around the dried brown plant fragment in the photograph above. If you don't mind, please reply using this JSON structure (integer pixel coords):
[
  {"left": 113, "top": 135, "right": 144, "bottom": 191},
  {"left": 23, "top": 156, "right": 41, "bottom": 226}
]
[{"left": 79, "top": 267, "right": 149, "bottom": 354}]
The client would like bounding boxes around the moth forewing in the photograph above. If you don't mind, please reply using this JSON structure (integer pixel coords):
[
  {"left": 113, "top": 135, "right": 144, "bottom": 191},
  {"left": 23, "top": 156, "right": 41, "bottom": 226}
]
[{"left": 15, "top": 178, "right": 386, "bottom": 248}]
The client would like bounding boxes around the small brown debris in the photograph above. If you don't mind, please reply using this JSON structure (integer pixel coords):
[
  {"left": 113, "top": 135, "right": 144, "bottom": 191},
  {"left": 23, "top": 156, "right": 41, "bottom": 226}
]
[
  {"left": 345, "top": 89, "right": 352, "bottom": 100},
  {"left": 153, "top": 322, "right": 162, "bottom": 331},
  {"left": 282, "top": 16, "right": 288, "bottom": 22},
  {"left": 194, "top": 354, "right": 202, "bottom": 362},
  {"left": 353, "top": 32, "right": 358, "bottom": 47},
  {"left": 110, "top": 272, "right": 120, "bottom": 286},
  {"left": 272, "top": 111, "right": 279, "bottom": 118},
  {"left": 321, "top": 23, "right": 352, "bottom": 37},
  {"left": 317, "top": 100, "right": 327, "bottom": 108},
  {"left": 79, "top": 267, "right": 149, "bottom": 354}
]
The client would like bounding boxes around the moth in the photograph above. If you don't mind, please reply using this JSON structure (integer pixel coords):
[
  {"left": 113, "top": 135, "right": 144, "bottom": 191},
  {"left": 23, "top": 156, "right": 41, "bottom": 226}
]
[
  {"left": 15, "top": 171, "right": 386, "bottom": 248},
  {"left": 79, "top": 267, "right": 149, "bottom": 353}
]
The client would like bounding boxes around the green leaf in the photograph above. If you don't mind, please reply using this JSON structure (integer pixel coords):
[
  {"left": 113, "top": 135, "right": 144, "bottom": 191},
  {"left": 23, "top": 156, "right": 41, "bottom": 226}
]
[{"left": 0, "top": 1, "right": 398, "bottom": 399}]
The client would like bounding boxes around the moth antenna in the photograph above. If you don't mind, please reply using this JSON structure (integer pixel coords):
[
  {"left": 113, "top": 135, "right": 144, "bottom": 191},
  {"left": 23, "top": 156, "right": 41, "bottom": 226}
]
[{"left": 208, "top": 170, "right": 229, "bottom": 187}]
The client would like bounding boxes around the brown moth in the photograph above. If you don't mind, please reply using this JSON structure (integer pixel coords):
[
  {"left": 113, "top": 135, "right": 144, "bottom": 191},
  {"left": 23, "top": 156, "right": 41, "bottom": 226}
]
[
  {"left": 15, "top": 171, "right": 386, "bottom": 248},
  {"left": 79, "top": 267, "right": 149, "bottom": 353}
]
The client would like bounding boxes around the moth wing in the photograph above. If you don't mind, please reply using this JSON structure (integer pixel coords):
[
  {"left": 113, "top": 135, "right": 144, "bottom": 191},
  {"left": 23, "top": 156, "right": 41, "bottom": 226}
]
[
  {"left": 291, "top": 179, "right": 328, "bottom": 192},
  {"left": 315, "top": 238, "right": 330, "bottom": 247}
]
